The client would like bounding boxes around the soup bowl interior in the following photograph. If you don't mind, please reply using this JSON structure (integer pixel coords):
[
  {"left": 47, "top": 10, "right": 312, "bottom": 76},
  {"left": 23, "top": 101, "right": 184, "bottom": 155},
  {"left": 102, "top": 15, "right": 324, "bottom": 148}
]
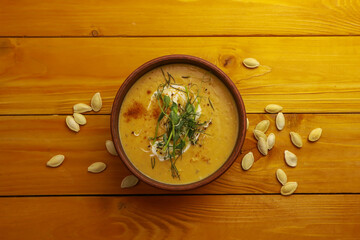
[{"left": 111, "top": 55, "right": 246, "bottom": 191}]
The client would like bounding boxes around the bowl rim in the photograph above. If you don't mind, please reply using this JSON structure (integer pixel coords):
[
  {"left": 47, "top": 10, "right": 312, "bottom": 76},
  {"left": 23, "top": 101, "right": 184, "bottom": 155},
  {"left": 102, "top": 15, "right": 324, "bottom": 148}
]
[{"left": 110, "top": 54, "right": 247, "bottom": 191}]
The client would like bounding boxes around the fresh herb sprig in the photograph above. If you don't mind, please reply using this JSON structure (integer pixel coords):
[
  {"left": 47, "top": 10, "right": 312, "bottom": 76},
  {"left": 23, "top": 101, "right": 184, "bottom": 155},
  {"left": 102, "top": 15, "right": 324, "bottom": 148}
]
[
  {"left": 150, "top": 70, "right": 210, "bottom": 179},
  {"left": 151, "top": 157, "right": 156, "bottom": 169}
]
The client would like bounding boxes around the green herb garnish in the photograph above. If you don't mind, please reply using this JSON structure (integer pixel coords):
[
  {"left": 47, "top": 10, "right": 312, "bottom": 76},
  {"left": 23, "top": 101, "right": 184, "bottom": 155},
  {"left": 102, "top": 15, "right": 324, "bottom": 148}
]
[
  {"left": 151, "top": 157, "right": 156, "bottom": 169},
  {"left": 208, "top": 97, "right": 215, "bottom": 111},
  {"left": 150, "top": 70, "right": 211, "bottom": 179}
]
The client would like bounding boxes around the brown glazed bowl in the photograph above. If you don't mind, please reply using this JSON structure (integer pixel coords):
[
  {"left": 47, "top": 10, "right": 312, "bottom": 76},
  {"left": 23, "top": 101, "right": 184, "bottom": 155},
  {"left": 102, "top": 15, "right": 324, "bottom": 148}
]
[{"left": 111, "top": 55, "right": 246, "bottom": 191}]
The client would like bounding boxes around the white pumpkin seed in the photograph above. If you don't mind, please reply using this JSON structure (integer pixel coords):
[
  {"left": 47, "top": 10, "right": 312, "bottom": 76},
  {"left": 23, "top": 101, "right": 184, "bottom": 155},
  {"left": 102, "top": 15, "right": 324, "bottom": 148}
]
[
  {"left": 284, "top": 150, "right": 297, "bottom": 167},
  {"left": 257, "top": 137, "right": 268, "bottom": 156},
  {"left": 265, "top": 104, "right": 283, "bottom": 113},
  {"left": 243, "top": 58, "right": 260, "bottom": 69},
  {"left": 246, "top": 118, "right": 249, "bottom": 130},
  {"left": 253, "top": 129, "right": 267, "bottom": 141},
  {"left": 73, "top": 103, "right": 92, "bottom": 113},
  {"left": 267, "top": 133, "right": 275, "bottom": 150},
  {"left": 281, "top": 182, "right": 298, "bottom": 196},
  {"left": 121, "top": 175, "right": 139, "bottom": 188},
  {"left": 276, "top": 169, "right": 287, "bottom": 185},
  {"left": 241, "top": 152, "right": 254, "bottom": 171},
  {"left": 276, "top": 112, "right": 285, "bottom": 130},
  {"left": 88, "top": 162, "right": 107, "bottom": 173},
  {"left": 66, "top": 116, "right": 80, "bottom": 132},
  {"left": 46, "top": 154, "right": 65, "bottom": 167},
  {"left": 255, "top": 120, "right": 270, "bottom": 133},
  {"left": 308, "top": 128, "right": 322, "bottom": 142},
  {"left": 105, "top": 140, "right": 118, "bottom": 156},
  {"left": 91, "top": 92, "right": 102, "bottom": 112},
  {"left": 290, "top": 132, "right": 303, "bottom": 148},
  {"left": 73, "top": 113, "right": 87, "bottom": 125}
]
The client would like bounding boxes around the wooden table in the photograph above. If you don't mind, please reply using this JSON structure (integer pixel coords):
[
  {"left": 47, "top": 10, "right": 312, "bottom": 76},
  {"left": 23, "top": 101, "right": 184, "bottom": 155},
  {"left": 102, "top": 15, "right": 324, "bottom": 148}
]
[{"left": 1, "top": 1, "right": 360, "bottom": 239}]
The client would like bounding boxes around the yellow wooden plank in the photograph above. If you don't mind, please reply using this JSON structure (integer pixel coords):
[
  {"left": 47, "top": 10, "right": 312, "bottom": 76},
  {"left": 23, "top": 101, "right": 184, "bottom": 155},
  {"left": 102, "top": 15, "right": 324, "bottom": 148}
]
[
  {"left": 1, "top": 195, "right": 359, "bottom": 239},
  {"left": 0, "top": 114, "right": 359, "bottom": 195},
  {"left": 0, "top": 37, "right": 360, "bottom": 114},
  {"left": 1, "top": 0, "right": 360, "bottom": 36}
]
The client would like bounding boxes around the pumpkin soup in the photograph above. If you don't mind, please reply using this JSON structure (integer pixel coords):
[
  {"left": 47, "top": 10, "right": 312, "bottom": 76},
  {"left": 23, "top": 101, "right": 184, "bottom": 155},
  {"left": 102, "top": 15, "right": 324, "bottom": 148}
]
[{"left": 119, "top": 64, "right": 238, "bottom": 184}]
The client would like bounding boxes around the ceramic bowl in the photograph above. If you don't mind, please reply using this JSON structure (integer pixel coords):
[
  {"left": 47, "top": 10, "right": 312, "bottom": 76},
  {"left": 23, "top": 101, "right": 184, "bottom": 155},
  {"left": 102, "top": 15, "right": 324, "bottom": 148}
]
[{"left": 111, "top": 55, "right": 246, "bottom": 191}]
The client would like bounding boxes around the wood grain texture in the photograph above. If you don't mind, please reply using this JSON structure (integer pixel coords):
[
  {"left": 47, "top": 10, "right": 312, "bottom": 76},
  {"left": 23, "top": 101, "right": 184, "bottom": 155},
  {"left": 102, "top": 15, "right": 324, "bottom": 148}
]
[
  {"left": 1, "top": 195, "right": 359, "bottom": 240},
  {"left": 1, "top": 114, "right": 359, "bottom": 195},
  {"left": 1, "top": 0, "right": 360, "bottom": 36},
  {"left": 1, "top": 37, "right": 360, "bottom": 114}
]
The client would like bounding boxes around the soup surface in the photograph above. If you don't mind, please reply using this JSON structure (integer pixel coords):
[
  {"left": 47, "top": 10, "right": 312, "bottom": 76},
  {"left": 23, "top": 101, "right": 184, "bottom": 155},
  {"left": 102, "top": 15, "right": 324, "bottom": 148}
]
[{"left": 119, "top": 64, "right": 238, "bottom": 185}]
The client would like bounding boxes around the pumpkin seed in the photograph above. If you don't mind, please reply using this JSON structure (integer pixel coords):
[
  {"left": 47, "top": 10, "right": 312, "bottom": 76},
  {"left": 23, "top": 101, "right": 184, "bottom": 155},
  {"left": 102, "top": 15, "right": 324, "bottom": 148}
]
[
  {"left": 73, "top": 113, "right": 87, "bottom": 125},
  {"left": 241, "top": 152, "right": 254, "bottom": 171},
  {"left": 267, "top": 133, "right": 275, "bottom": 150},
  {"left": 265, "top": 104, "right": 283, "bottom": 113},
  {"left": 284, "top": 150, "right": 297, "bottom": 167},
  {"left": 88, "top": 162, "right": 106, "bottom": 173},
  {"left": 253, "top": 129, "right": 267, "bottom": 141},
  {"left": 121, "top": 175, "right": 139, "bottom": 188},
  {"left": 91, "top": 92, "right": 102, "bottom": 112},
  {"left": 276, "top": 112, "right": 285, "bottom": 130},
  {"left": 257, "top": 137, "right": 268, "bottom": 156},
  {"left": 66, "top": 116, "right": 80, "bottom": 132},
  {"left": 73, "top": 103, "right": 92, "bottom": 113},
  {"left": 106, "top": 140, "right": 118, "bottom": 156},
  {"left": 255, "top": 120, "right": 270, "bottom": 133},
  {"left": 281, "top": 182, "right": 298, "bottom": 196},
  {"left": 308, "top": 128, "right": 322, "bottom": 142},
  {"left": 46, "top": 154, "right": 65, "bottom": 167},
  {"left": 243, "top": 58, "right": 260, "bottom": 69},
  {"left": 276, "top": 169, "right": 287, "bottom": 185},
  {"left": 246, "top": 118, "right": 249, "bottom": 130},
  {"left": 290, "top": 132, "right": 303, "bottom": 148}
]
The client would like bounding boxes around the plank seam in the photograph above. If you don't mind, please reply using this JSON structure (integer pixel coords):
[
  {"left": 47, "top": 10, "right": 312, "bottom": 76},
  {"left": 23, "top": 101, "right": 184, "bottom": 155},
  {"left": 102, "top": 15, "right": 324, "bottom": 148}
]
[
  {"left": 0, "top": 192, "right": 359, "bottom": 198},
  {"left": 1, "top": 35, "right": 360, "bottom": 38}
]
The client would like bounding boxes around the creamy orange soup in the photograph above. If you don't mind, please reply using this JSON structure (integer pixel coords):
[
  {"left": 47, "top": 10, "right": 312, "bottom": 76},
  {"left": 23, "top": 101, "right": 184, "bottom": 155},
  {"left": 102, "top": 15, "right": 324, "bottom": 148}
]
[{"left": 119, "top": 64, "right": 238, "bottom": 184}]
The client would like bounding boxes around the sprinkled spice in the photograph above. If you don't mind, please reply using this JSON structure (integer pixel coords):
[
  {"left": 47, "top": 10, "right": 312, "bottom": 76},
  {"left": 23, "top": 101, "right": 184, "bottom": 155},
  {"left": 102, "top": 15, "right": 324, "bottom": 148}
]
[
  {"left": 152, "top": 108, "right": 161, "bottom": 119},
  {"left": 123, "top": 101, "right": 146, "bottom": 122}
]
